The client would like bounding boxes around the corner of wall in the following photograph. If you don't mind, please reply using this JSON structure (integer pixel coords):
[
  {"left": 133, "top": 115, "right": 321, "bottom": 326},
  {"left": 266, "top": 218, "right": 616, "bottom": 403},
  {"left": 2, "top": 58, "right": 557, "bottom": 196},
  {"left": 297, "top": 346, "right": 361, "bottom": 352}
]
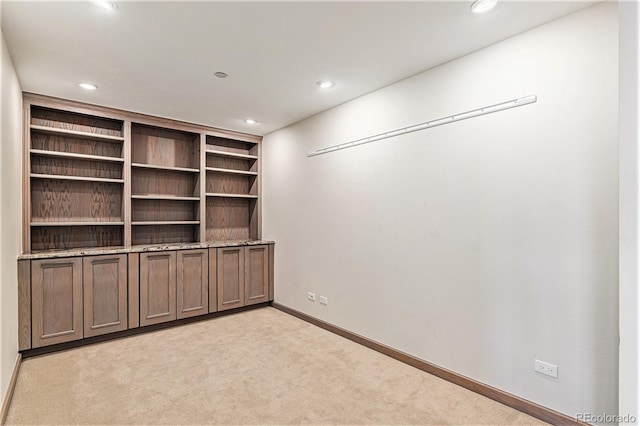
[
  {"left": 619, "top": 0, "right": 640, "bottom": 421},
  {"left": 0, "top": 22, "right": 23, "bottom": 410}
]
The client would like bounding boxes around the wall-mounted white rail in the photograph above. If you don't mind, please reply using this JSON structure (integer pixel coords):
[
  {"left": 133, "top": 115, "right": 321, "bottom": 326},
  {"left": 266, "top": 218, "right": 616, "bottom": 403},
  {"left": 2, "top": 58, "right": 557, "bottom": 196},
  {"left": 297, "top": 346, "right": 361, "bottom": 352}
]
[{"left": 308, "top": 95, "right": 537, "bottom": 158}]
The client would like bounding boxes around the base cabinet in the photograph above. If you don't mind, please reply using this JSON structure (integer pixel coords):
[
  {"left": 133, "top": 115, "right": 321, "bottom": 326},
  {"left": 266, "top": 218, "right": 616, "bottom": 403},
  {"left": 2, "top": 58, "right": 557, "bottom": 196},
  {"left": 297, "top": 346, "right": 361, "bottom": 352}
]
[
  {"left": 217, "top": 244, "right": 271, "bottom": 311},
  {"left": 31, "top": 258, "right": 83, "bottom": 348},
  {"left": 83, "top": 254, "right": 128, "bottom": 338},
  {"left": 19, "top": 242, "right": 274, "bottom": 350},
  {"left": 139, "top": 249, "right": 210, "bottom": 325}
]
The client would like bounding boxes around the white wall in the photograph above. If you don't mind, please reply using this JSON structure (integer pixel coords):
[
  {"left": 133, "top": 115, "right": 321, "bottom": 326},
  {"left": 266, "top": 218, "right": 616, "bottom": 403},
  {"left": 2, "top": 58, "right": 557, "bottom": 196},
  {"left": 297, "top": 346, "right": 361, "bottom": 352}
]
[
  {"left": 619, "top": 0, "right": 640, "bottom": 422},
  {"left": 0, "top": 8, "right": 23, "bottom": 406},
  {"left": 263, "top": 3, "right": 618, "bottom": 419}
]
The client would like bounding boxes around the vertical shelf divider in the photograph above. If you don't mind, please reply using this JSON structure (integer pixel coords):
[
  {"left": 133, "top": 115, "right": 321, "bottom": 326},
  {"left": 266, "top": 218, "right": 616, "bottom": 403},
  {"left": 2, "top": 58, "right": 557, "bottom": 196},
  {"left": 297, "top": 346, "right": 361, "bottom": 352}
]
[
  {"left": 253, "top": 142, "right": 262, "bottom": 240},
  {"left": 22, "top": 102, "right": 32, "bottom": 253},
  {"left": 123, "top": 120, "right": 132, "bottom": 247},
  {"left": 199, "top": 133, "right": 207, "bottom": 243}
]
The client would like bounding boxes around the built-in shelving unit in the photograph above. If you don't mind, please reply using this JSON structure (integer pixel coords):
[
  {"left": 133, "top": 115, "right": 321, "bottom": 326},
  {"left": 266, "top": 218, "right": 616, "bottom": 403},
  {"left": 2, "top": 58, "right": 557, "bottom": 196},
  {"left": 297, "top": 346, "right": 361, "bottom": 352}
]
[
  {"left": 23, "top": 95, "right": 263, "bottom": 253},
  {"left": 205, "top": 135, "right": 260, "bottom": 241},
  {"left": 20, "top": 94, "right": 274, "bottom": 357},
  {"left": 28, "top": 105, "right": 125, "bottom": 251},
  {"left": 131, "top": 123, "right": 201, "bottom": 246}
]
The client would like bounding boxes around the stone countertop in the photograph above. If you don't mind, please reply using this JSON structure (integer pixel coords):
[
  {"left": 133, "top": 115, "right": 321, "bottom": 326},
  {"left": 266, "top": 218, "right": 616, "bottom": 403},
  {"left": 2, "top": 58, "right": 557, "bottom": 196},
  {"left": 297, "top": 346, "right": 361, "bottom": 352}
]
[{"left": 18, "top": 240, "right": 275, "bottom": 260}]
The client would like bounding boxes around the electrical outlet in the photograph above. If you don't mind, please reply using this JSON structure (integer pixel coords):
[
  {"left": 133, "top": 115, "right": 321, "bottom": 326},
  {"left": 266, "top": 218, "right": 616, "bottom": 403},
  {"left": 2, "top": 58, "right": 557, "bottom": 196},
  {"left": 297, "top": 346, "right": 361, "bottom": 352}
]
[
  {"left": 308, "top": 292, "right": 316, "bottom": 301},
  {"left": 534, "top": 359, "right": 558, "bottom": 378},
  {"left": 320, "top": 296, "right": 328, "bottom": 305}
]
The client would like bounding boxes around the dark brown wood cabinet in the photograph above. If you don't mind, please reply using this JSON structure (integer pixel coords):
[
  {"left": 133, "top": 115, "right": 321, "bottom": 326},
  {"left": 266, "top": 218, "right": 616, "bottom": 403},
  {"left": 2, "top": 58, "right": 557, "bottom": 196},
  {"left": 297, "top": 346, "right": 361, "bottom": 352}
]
[
  {"left": 83, "top": 254, "right": 128, "bottom": 338},
  {"left": 31, "top": 257, "right": 83, "bottom": 348}
]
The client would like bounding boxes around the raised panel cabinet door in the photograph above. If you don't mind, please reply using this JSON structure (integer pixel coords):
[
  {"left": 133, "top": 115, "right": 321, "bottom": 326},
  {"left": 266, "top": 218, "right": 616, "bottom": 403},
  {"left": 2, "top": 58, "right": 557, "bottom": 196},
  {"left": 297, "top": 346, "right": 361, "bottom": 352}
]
[
  {"left": 83, "top": 254, "right": 128, "bottom": 338},
  {"left": 140, "top": 251, "right": 177, "bottom": 326},
  {"left": 177, "top": 249, "right": 208, "bottom": 319},
  {"left": 31, "top": 257, "right": 83, "bottom": 348},
  {"left": 217, "top": 247, "right": 245, "bottom": 311},
  {"left": 245, "top": 245, "right": 269, "bottom": 306}
]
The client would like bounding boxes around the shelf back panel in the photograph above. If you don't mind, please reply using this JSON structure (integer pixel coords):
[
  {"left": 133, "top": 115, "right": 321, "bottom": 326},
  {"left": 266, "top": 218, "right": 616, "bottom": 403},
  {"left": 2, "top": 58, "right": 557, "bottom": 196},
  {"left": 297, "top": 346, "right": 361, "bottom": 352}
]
[
  {"left": 131, "top": 169, "right": 198, "bottom": 198},
  {"left": 132, "top": 224, "right": 199, "bottom": 245},
  {"left": 31, "top": 180, "right": 123, "bottom": 222},
  {"left": 206, "top": 173, "right": 252, "bottom": 195},
  {"left": 31, "top": 133, "right": 123, "bottom": 158},
  {"left": 31, "top": 106, "right": 123, "bottom": 137},
  {"left": 31, "top": 156, "right": 123, "bottom": 180},
  {"left": 132, "top": 199, "right": 199, "bottom": 222},
  {"left": 132, "top": 124, "right": 199, "bottom": 169},
  {"left": 206, "top": 198, "right": 252, "bottom": 241},
  {"left": 31, "top": 225, "right": 124, "bottom": 251},
  {"left": 206, "top": 156, "right": 253, "bottom": 172},
  {"left": 206, "top": 135, "right": 256, "bottom": 156}
]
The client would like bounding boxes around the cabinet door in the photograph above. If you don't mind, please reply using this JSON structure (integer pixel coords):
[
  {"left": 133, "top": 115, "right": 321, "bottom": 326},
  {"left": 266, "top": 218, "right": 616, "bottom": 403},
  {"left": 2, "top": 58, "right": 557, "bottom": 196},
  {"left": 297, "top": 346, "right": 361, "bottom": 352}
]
[
  {"left": 140, "top": 252, "right": 176, "bottom": 326},
  {"left": 31, "top": 258, "right": 83, "bottom": 348},
  {"left": 245, "top": 245, "right": 269, "bottom": 306},
  {"left": 217, "top": 247, "right": 245, "bottom": 311},
  {"left": 177, "top": 249, "right": 208, "bottom": 319},
  {"left": 83, "top": 254, "right": 128, "bottom": 338}
]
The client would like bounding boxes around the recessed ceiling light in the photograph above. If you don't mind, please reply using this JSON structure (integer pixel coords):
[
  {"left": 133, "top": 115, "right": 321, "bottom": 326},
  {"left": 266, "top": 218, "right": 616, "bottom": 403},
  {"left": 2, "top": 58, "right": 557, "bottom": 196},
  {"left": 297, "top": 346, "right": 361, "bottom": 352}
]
[
  {"left": 245, "top": 119, "right": 257, "bottom": 125},
  {"left": 470, "top": 0, "right": 497, "bottom": 14},
  {"left": 214, "top": 72, "right": 228, "bottom": 79},
  {"left": 92, "top": 0, "right": 117, "bottom": 10},
  {"left": 79, "top": 83, "right": 98, "bottom": 90},
  {"left": 316, "top": 81, "right": 334, "bottom": 89}
]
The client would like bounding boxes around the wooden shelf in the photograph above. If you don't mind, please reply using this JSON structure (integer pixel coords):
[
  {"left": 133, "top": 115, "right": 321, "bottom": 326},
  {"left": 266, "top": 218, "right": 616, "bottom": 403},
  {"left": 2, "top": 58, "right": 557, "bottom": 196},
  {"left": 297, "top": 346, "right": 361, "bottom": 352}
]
[
  {"left": 206, "top": 193, "right": 258, "bottom": 199},
  {"left": 206, "top": 167, "right": 258, "bottom": 176},
  {"left": 30, "top": 174, "right": 125, "bottom": 184},
  {"left": 205, "top": 149, "right": 258, "bottom": 160},
  {"left": 132, "top": 195, "right": 199, "bottom": 201},
  {"left": 131, "top": 163, "right": 200, "bottom": 173},
  {"left": 30, "top": 149, "right": 124, "bottom": 163},
  {"left": 132, "top": 221, "right": 200, "bottom": 226},
  {"left": 30, "top": 125, "right": 125, "bottom": 142},
  {"left": 31, "top": 222, "right": 124, "bottom": 227}
]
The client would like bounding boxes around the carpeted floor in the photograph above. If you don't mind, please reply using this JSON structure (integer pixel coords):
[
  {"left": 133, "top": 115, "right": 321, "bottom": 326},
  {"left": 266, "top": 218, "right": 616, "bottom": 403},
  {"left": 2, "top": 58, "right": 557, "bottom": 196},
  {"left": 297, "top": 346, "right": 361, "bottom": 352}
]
[{"left": 6, "top": 307, "right": 548, "bottom": 425}]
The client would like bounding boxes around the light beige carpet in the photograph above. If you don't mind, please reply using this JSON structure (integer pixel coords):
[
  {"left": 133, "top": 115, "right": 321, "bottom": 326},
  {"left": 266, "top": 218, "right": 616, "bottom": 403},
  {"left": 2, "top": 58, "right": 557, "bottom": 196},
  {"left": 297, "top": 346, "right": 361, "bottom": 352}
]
[{"left": 6, "top": 307, "right": 548, "bottom": 425}]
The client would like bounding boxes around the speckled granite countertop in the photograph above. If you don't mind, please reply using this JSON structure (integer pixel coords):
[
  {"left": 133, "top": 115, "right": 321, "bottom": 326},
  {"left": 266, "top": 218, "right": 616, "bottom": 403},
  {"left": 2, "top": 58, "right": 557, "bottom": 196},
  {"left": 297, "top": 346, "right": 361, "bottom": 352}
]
[{"left": 18, "top": 239, "right": 275, "bottom": 260}]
